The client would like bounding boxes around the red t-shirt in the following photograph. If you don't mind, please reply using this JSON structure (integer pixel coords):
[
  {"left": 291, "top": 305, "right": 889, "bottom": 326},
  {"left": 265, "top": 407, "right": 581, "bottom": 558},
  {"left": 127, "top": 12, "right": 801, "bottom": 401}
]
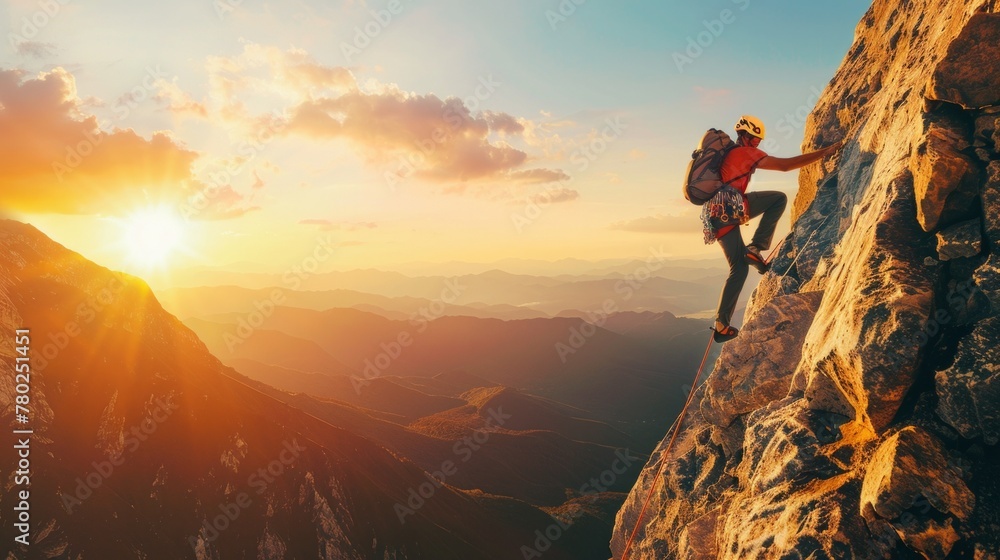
[
  {"left": 720, "top": 146, "right": 768, "bottom": 193},
  {"left": 716, "top": 146, "right": 768, "bottom": 238}
]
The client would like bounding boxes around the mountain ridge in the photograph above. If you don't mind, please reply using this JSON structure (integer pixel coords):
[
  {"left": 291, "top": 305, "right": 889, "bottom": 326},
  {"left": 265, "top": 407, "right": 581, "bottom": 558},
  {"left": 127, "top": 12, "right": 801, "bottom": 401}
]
[{"left": 0, "top": 219, "right": 610, "bottom": 559}]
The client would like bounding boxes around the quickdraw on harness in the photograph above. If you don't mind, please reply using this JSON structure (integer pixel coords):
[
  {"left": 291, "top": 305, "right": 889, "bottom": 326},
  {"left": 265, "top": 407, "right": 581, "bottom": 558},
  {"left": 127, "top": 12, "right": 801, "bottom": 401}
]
[{"left": 701, "top": 185, "right": 750, "bottom": 244}]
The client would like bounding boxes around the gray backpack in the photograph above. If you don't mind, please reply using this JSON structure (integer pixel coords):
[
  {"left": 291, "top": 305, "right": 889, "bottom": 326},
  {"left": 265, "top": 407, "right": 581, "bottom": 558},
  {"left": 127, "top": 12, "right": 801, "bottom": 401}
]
[{"left": 682, "top": 129, "right": 749, "bottom": 205}]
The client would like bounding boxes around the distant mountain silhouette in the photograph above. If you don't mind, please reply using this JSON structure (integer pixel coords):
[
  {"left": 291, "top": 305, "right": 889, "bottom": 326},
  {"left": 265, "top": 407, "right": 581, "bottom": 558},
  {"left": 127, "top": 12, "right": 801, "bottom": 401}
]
[
  {"left": 250, "top": 383, "right": 647, "bottom": 507},
  {"left": 158, "top": 267, "right": 727, "bottom": 316},
  {"left": 160, "top": 285, "right": 550, "bottom": 321},
  {"left": 0, "top": 216, "right": 722, "bottom": 559},
  {"left": 183, "top": 306, "right": 711, "bottom": 443},
  {"left": 0, "top": 220, "right": 619, "bottom": 559}
]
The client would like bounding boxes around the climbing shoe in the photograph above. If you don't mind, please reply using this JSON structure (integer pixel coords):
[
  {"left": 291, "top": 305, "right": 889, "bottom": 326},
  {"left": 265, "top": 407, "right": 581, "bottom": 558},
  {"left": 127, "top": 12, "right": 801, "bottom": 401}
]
[
  {"left": 746, "top": 245, "right": 769, "bottom": 275},
  {"left": 712, "top": 324, "right": 739, "bottom": 343}
]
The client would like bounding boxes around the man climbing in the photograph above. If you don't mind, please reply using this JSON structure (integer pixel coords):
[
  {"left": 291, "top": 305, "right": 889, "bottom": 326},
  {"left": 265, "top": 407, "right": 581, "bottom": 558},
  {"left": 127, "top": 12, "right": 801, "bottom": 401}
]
[{"left": 711, "top": 115, "right": 842, "bottom": 342}]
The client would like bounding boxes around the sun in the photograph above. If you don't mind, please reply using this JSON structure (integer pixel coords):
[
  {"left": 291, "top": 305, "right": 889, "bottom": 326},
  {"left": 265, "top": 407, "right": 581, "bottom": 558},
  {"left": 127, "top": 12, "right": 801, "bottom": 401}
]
[{"left": 120, "top": 206, "right": 187, "bottom": 269}]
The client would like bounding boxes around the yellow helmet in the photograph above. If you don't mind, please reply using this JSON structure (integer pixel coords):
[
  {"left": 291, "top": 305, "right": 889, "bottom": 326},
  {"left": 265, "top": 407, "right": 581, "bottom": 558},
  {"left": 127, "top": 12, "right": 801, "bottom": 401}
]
[{"left": 735, "top": 115, "right": 766, "bottom": 139}]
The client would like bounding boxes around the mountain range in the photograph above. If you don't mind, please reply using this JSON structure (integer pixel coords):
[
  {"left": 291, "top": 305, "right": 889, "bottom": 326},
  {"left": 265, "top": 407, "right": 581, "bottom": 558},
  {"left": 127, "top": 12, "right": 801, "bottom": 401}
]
[{"left": 0, "top": 219, "right": 715, "bottom": 559}]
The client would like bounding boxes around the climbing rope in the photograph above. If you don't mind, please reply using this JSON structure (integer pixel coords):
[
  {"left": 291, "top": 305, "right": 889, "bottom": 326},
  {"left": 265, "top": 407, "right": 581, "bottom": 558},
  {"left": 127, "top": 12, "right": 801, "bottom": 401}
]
[
  {"left": 777, "top": 211, "right": 838, "bottom": 282},
  {"left": 765, "top": 231, "right": 792, "bottom": 266},
  {"left": 619, "top": 330, "right": 714, "bottom": 560}
]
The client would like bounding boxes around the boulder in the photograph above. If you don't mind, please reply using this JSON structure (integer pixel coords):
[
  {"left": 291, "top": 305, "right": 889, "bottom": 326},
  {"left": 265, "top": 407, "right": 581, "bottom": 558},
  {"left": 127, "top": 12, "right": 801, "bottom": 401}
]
[
  {"left": 929, "top": 13, "right": 1000, "bottom": 109},
  {"left": 798, "top": 173, "right": 936, "bottom": 431},
  {"left": 935, "top": 316, "right": 1000, "bottom": 444},
  {"left": 861, "top": 426, "right": 974, "bottom": 559},
  {"left": 975, "top": 544, "right": 1000, "bottom": 560},
  {"left": 735, "top": 398, "right": 849, "bottom": 494},
  {"left": 973, "top": 253, "right": 1000, "bottom": 312},
  {"left": 942, "top": 271, "right": 993, "bottom": 326},
  {"left": 936, "top": 218, "right": 982, "bottom": 260},
  {"left": 974, "top": 112, "right": 1000, "bottom": 153},
  {"left": 911, "top": 114, "right": 980, "bottom": 231},
  {"left": 984, "top": 161, "right": 1000, "bottom": 245},
  {"left": 676, "top": 508, "right": 719, "bottom": 560},
  {"left": 701, "top": 291, "right": 824, "bottom": 427},
  {"left": 713, "top": 399, "right": 878, "bottom": 559}
]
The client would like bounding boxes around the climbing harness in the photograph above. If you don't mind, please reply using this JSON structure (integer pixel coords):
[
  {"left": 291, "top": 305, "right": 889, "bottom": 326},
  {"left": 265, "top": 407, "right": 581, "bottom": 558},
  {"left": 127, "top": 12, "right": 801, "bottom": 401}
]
[{"left": 701, "top": 186, "right": 751, "bottom": 244}]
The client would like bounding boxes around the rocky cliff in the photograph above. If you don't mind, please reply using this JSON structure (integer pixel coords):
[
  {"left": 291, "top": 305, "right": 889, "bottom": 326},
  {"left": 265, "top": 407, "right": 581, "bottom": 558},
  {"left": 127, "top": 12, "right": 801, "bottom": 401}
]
[{"left": 611, "top": 1, "right": 1000, "bottom": 558}]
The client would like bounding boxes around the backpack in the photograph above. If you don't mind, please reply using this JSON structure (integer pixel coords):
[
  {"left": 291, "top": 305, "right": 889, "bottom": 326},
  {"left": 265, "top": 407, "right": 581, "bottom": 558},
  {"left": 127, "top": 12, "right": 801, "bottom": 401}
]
[{"left": 682, "top": 129, "right": 743, "bottom": 205}]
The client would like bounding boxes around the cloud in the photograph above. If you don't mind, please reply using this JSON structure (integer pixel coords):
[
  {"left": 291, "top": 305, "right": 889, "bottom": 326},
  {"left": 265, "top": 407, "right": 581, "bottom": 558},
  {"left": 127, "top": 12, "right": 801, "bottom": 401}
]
[
  {"left": 609, "top": 213, "right": 700, "bottom": 233},
  {"left": 14, "top": 41, "right": 56, "bottom": 58},
  {"left": 250, "top": 170, "right": 265, "bottom": 190},
  {"left": 201, "top": 44, "right": 568, "bottom": 189},
  {"left": 0, "top": 68, "right": 200, "bottom": 215},
  {"left": 483, "top": 111, "right": 524, "bottom": 135},
  {"left": 508, "top": 168, "right": 571, "bottom": 184},
  {"left": 154, "top": 79, "right": 208, "bottom": 118},
  {"left": 189, "top": 182, "right": 260, "bottom": 220},
  {"left": 0, "top": 67, "right": 255, "bottom": 220},
  {"left": 205, "top": 43, "right": 357, "bottom": 123},
  {"left": 285, "top": 88, "right": 533, "bottom": 183}
]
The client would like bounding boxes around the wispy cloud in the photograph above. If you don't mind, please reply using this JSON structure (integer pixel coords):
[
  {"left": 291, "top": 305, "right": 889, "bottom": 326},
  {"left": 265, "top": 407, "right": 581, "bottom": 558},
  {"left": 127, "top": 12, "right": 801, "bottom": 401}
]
[
  {"left": 155, "top": 79, "right": 208, "bottom": 118},
  {"left": 192, "top": 44, "right": 569, "bottom": 191},
  {"left": 14, "top": 41, "right": 57, "bottom": 58},
  {"left": 192, "top": 183, "right": 260, "bottom": 220}
]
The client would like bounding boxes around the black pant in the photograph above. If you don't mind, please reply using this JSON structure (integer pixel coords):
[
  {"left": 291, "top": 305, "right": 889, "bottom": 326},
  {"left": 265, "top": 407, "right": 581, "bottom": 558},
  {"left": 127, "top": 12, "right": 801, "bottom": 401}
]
[{"left": 715, "top": 190, "right": 787, "bottom": 327}]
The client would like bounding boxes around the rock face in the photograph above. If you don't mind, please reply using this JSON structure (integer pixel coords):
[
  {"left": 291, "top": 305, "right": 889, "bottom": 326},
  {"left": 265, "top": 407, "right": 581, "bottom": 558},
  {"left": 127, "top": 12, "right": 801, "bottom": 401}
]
[
  {"left": 860, "top": 427, "right": 975, "bottom": 559},
  {"left": 611, "top": 2, "right": 1000, "bottom": 559}
]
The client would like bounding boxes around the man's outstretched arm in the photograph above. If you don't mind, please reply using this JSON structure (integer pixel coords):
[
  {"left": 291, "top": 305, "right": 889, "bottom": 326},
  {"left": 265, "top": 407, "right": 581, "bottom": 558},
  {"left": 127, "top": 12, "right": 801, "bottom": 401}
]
[{"left": 757, "top": 140, "right": 843, "bottom": 172}]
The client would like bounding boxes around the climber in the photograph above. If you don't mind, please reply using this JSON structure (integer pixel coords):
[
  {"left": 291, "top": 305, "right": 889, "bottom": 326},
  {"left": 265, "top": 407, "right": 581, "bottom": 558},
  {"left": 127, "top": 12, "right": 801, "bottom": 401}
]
[{"left": 711, "top": 115, "right": 842, "bottom": 343}]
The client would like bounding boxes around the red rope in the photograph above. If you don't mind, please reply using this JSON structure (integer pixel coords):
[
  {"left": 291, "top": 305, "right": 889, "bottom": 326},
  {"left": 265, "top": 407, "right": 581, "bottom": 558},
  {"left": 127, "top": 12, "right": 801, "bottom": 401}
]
[
  {"left": 765, "top": 232, "right": 791, "bottom": 266},
  {"left": 619, "top": 331, "right": 715, "bottom": 560}
]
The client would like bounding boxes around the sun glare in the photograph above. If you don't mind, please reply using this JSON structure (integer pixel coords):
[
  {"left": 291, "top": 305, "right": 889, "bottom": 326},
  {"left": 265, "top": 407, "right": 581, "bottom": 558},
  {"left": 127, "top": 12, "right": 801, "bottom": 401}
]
[{"left": 120, "top": 206, "right": 187, "bottom": 269}]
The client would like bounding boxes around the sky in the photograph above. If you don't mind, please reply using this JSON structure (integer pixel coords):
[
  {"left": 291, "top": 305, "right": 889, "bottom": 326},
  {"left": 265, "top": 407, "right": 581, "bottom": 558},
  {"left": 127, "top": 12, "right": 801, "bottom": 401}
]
[{"left": 0, "top": 0, "right": 873, "bottom": 281}]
